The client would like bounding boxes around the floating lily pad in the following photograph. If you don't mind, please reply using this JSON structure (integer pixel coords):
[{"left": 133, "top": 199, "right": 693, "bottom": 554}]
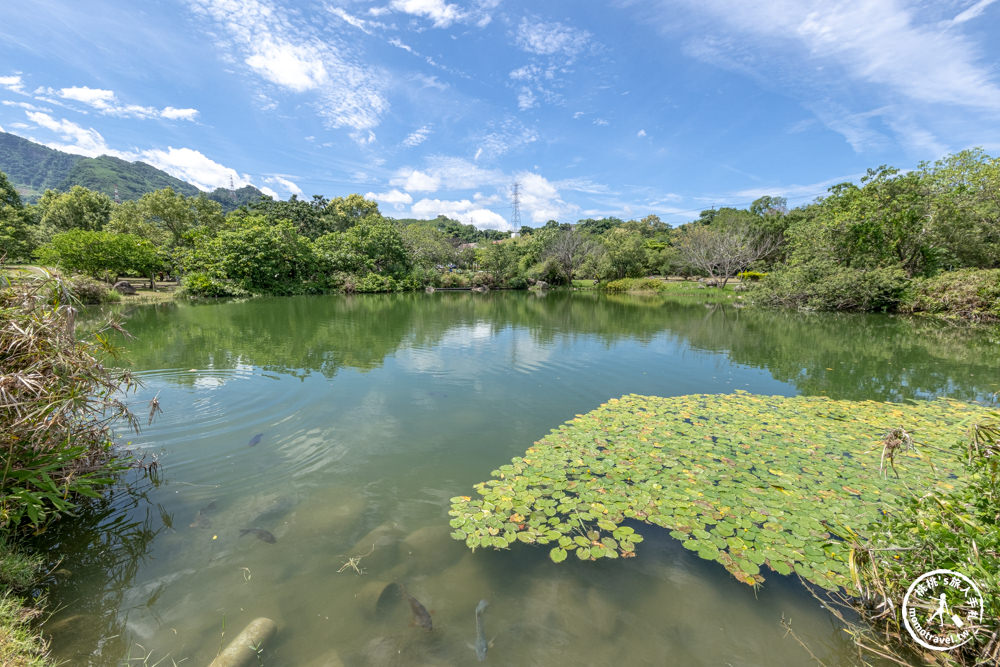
[{"left": 449, "top": 392, "right": 988, "bottom": 591}]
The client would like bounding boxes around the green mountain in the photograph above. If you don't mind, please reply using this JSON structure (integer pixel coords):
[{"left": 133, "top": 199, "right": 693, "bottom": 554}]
[
  {"left": 58, "top": 155, "right": 200, "bottom": 200},
  {"left": 0, "top": 131, "right": 263, "bottom": 211},
  {"left": 0, "top": 131, "right": 81, "bottom": 196}
]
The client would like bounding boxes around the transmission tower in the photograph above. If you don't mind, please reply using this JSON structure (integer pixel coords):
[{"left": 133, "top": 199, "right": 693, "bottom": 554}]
[
  {"left": 113, "top": 185, "right": 121, "bottom": 205},
  {"left": 510, "top": 181, "right": 522, "bottom": 230}
]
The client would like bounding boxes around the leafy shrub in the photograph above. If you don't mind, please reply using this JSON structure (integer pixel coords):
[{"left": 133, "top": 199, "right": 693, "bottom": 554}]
[
  {"left": 66, "top": 276, "right": 120, "bottom": 304},
  {"left": 737, "top": 271, "right": 766, "bottom": 282},
  {"left": 439, "top": 272, "right": 469, "bottom": 288},
  {"left": 902, "top": 268, "right": 1000, "bottom": 322},
  {"left": 604, "top": 277, "right": 666, "bottom": 291},
  {"left": 753, "top": 261, "right": 908, "bottom": 311},
  {"left": 470, "top": 272, "right": 493, "bottom": 288},
  {"left": 507, "top": 275, "right": 528, "bottom": 290},
  {"left": 179, "top": 271, "right": 249, "bottom": 298},
  {"left": 525, "top": 257, "right": 564, "bottom": 285},
  {"left": 355, "top": 273, "right": 398, "bottom": 293}
]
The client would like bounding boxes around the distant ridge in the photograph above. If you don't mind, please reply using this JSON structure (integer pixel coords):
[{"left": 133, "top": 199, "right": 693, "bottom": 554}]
[{"left": 0, "top": 131, "right": 263, "bottom": 211}]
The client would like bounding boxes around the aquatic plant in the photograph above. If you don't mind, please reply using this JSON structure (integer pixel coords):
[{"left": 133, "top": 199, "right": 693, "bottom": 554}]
[{"left": 449, "top": 392, "right": 991, "bottom": 591}]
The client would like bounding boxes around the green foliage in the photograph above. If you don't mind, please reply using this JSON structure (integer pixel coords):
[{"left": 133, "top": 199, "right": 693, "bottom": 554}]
[
  {"left": 604, "top": 277, "right": 666, "bottom": 291},
  {"left": 191, "top": 216, "right": 321, "bottom": 293},
  {"left": 737, "top": 271, "right": 766, "bottom": 282},
  {"left": 37, "top": 230, "right": 161, "bottom": 282},
  {"left": 598, "top": 228, "right": 646, "bottom": 280},
  {"left": 753, "top": 260, "right": 908, "bottom": 311},
  {"left": 66, "top": 276, "right": 120, "bottom": 304},
  {"left": 477, "top": 240, "right": 522, "bottom": 286},
  {"left": 0, "top": 593, "right": 52, "bottom": 666},
  {"left": 902, "top": 268, "right": 1000, "bottom": 322},
  {"left": 36, "top": 186, "right": 112, "bottom": 238},
  {"left": 845, "top": 415, "right": 1000, "bottom": 665},
  {"left": 324, "top": 194, "right": 381, "bottom": 232},
  {"left": 0, "top": 271, "right": 139, "bottom": 533},
  {"left": 439, "top": 272, "right": 470, "bottom": 288},
  {"left": 0, "top": 174, "right": 33, "bottom": 261},
  {"left": 179, "top": 271, "right": 249, "bottom": 298},
  {"left": 449, "top": 392, "right": 988, "bottom": 590},
  {"left": 315, "top": 215, "right": 410, "bottom": 278},
  {"left": 355, "top": 273, "right": 399, "bottom": 293}
]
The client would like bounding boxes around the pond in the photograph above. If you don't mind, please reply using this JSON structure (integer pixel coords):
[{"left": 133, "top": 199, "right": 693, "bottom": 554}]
[{"left": 39, "top": 291, "right": 1000, "bottom": 665}]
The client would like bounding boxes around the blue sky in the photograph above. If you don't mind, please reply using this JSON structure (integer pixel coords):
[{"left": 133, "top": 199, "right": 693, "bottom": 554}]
[{"left": 2, "top": 0, "right": 999, "bottom": 230}]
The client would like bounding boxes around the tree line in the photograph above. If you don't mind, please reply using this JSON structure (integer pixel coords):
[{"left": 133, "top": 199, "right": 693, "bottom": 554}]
[{"left": 2, "top": 147, "right": 998, "bottom": 308}]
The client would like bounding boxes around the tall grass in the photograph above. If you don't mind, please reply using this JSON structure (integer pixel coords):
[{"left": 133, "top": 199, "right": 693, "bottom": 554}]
[{"left": 2, "top": 262, "right": 144, "bottom": 665}]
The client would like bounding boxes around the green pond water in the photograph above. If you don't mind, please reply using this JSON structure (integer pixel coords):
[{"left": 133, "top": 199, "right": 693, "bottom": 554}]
[{"left": 39, "top": 291, "right": 1000, "bottom": 665}]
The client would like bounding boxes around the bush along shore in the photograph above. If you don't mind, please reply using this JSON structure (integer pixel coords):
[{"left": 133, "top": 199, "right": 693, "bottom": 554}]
[{"left": 0, "top": 266, "right": 145, "bottom": 665}]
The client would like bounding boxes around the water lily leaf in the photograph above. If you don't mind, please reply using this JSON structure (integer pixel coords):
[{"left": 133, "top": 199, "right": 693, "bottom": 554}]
[
  {"left": 549, "top": 547, "right": 567, "bottom": 563},
  {"left": 448, "top": 392, "right": 986, "bottom": 592}
]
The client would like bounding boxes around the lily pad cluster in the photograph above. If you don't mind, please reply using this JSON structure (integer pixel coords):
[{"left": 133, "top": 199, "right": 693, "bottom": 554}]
[{"left": 449, "top": 392, "right": 990, "bottom": 591}]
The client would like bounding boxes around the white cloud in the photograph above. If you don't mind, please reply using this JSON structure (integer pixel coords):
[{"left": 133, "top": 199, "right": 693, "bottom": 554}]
[
  {"left": 24, "top": 111, "right": 116, "bottom": 157},
  {"left": 953, "top": 0, "right": 998, "bottom": 23},
  {"left": 245, "top": 39, "right": 329, "bottom": 92},
  {"left": 141, "top": 146, "right": 252, "bottom": 191},
  {"left": 516, "top": 18, "right": 590, "bottom": 58},
  {"left": 1, "top": 100, "right": 51, "bottom": 112},
  {"left": 389, "top": 38, "right": 414, "bottom": 53},
  {"left": 58, "top": 86, "right": 115, "bottom": 107},
  {"left": 265, "top": 175, "right": 303, "bottom": 196},
  {"left": 187, "top": 0, "right": 387, "bottom": 132},
  {"left": 637, "top": 129, "right": 647, "bottom": 137},
  {"left": 391, "top": 0, "right": 465, "bottom": 27},
  {"left": 0, "top": 75, "right": 24, "bottom": 94},
  {"left": 678, "top": 1, "right": 1000, "bottom": 112},
  {"left": 47, "top": 85, "right": 199, "bottom": 121},
  {"left": 402, "top": 125, "right": 432, "bottom": 147},
  {"left": 516, "top": 172, "right": 577, "bottom": 223},
  {"left": 411, "top": 198, "right": 511, "bottom": 230},
  {"left": 475, "top": 118, "right": 539, "bottom": 159},
  {"left": 391, "top": 168, "right": 441, "bottom": 192},
  {"left": 260, "top": 186, "right": 280, "bottom": 198},
  {"left": 327, "top": 6, "right": 373, "bottom": 34},
  {"left": 161, "top": 106, "right": 200, "bottom": 121},
  {"left": 517, "top": 87, "right": 537, "bottom": 110},
  {"left": 365, "top": 189, "right": 413, "bottom": 207}
]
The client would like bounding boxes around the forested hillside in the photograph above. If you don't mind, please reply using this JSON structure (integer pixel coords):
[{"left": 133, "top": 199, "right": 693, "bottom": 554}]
[{"left": 0, "top": 132, "right": 261, "bottom": 210}]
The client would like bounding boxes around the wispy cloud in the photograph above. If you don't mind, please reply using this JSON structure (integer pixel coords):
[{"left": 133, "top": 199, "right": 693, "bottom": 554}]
[
  {"left": 0, "top": 75, "right": 25, "bottom": 94},
  {"left": 265, "top": 174, "right": 303, "bottom": 195},
  {"left": 186, "top": 0, "right": 388, "bottom": 135},
  {"left": 390, "top": 0, "right": 465, "bottom": 27},
  {"left": 676, "top": 1, "right": 1000, "bottom": 111},
  {"left": 47, "top": 85, "right": 199, "bottom": 121},
  {"left": 517, "top": 87, "right": 537, "bottom": 110},
  {"left": 515, "top": 18, "right": 590, "bottom": 59},
  {"left": 24, "top": 111, "right": 114, "bottom": 157},
  {"left": 953, "top": 0, "right": 998, "bottom": 24},
  {"left": 402, "top": 125, "right": 432, "bottom": 147}
]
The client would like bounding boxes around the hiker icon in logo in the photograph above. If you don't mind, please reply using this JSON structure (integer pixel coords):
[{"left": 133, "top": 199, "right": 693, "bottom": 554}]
[{"left": 903, "top": 569, "right": 984, "bottom": 652}]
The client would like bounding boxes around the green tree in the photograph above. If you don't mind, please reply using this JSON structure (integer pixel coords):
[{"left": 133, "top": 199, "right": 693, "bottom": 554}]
[
  {"left": 401, "top": 224, "right": 454, "bottom": 268},
  {"left": 315, "top": 215, "right": 410, "bottom": 277},
  {"left": 0, "top": 171, "right": 32, "bottom": 260},
  {"left": 36, "top": 186, "right": 112, "bottom": 239},
  {"left": 325, "top": 194, "right": 381, "bottom": 232},
  {"left": 477, "top": 240, "right": 521, "bottom": 286},
  {"left": 193, "top": 216, "right": 320, "bottom": 292},
  {"left": 37, "top": 230, "right": 161, "bottom": 283},
  {"left": 599, "top": 228, "right": 647, "bottom": 280}
]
